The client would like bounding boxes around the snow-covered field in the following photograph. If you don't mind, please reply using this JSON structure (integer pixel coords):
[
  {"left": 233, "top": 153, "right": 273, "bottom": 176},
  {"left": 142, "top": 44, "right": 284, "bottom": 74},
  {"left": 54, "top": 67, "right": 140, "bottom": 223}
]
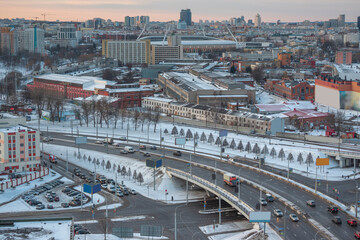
[
  {"left": 75, "top": 233, "right": 168, "bottom": 240},
  {"left": 43, "top": 144, "right": 206, "bottom": 203},
  {"left": 0, "top": 220, "right": 71, "bottom": 240}
]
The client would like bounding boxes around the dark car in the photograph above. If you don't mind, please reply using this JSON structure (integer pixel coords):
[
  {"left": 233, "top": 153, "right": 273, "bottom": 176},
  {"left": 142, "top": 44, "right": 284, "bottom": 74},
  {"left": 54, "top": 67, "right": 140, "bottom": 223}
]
[
  {"left": 54, "top": 196, "right": 60, "bottom": 202},
  {"left": 173, "top": 151, "right": 182, "bottom": 156},
  {"left": 328, "top": 206, "right": 338, "bottom": 213},
  {"left": 347, "top": 219, "right": 357, "bottom": 226},
  {"left": 61, "top": 203, "right": 69, "bottom": 208},
  {"left": 332, "top": 216, "right": 342, "bottom": 224},
  {"left": 76, "top": 229, "right": 90, "bottom": 234},
  {"left": 143, "top": 152, "right": 151, "bottom": 157},
  {"left": 70, "top": 200, "right": 81, "bottom": 207},
  {"left": 150, "top": 146, "right": 157, "bottom": 150},
  {"left": 36, "top": 204, "right": 45, "bottom": 210},
  {"left": 355, "top": 232, "right": 360, "bottom": 239}
]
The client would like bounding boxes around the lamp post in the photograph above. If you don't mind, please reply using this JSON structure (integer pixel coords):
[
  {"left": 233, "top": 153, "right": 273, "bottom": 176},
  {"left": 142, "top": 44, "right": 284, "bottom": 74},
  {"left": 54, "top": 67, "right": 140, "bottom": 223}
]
[
  {"left": 259, "top": 179, "right": 272, "bottom": 211},
  {"left": 354, "top": 179, "right": 359, "bottom": 218},
  {"left": 283, "top": 205, "right": 288, "bottom": 239},
  {"left": 174, "top": 204, "right": 186, "bottom": 240}
]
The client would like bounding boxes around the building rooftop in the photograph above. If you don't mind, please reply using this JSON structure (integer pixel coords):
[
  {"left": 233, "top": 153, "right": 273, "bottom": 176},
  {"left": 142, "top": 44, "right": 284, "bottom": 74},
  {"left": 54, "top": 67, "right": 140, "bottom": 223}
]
[{"left": 162, "top": 72, "right": 220, "bottom": 91}]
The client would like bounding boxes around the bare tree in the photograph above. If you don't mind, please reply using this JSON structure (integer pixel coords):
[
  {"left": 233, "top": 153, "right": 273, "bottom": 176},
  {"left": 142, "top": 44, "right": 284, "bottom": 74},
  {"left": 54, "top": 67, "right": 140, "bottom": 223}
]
[
  {"left": 128, "top": 167, "right": 132, "bottom": 180},
  {"left": 31, "top": 88, "right": 45, "bottom": 130},
  {"left": 81, "top": 100, "right": 91, "bottom": 127},
  {"left": 151, "top": 107, "right": 161, "bottom": 133},
  {"left": 120, "top": 109, "right": 127, "bottom": 129}
]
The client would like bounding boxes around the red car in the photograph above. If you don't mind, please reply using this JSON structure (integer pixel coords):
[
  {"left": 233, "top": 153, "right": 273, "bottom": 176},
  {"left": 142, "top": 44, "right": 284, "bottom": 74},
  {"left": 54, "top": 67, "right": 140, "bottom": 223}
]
[
  {"left": 355, "top": 232, "right": 360, "bottom": 239},
  {"left": 347, "top": 219, "right": 357, "bottom": 226}
]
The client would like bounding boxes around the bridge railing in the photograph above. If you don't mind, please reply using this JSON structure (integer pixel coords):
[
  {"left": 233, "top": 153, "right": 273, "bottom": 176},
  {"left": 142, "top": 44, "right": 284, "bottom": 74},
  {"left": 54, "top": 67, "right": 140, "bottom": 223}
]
[{"left": 167, "top": 167, "right": 253, "bottom": 218}]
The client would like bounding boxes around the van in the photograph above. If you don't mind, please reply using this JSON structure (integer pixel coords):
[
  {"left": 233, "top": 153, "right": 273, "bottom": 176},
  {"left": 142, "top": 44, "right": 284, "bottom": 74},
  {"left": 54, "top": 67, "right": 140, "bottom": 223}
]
[
  {"left": 124, "top": 146, "right": 134, "bottom": 153},
  {"left": 103, "top": 138, "right": 114, "bottom": 144}
]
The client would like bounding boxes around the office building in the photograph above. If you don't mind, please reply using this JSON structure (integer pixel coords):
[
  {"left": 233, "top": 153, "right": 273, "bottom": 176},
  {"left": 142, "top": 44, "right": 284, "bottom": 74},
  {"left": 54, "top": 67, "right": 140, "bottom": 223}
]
[
  {"left": 103, "top": 40, "right": 151, "bottom": 64},
  {"left": 124, "top": 16, "right": 130, "bottom": 27},
  {"left": 151, "top": 36, "right": 183, "bottom": 64},
  {"left": 335, "top": 51, "right": 352, "bottom": 64},
  {"left": 57, "top": 25, "right": 76, "bottom": 39},
  {"left": 0, "top": 126, "right": 40, "bottom": 174},
  {"left": 254, "top": 14, "right": 261, "bottom": 27},
  {"left": 337, "top": 14, "right": 345, "bottom": 27},
  {"left": 180, "top": 9, "right": 192, "bottom": 26}
]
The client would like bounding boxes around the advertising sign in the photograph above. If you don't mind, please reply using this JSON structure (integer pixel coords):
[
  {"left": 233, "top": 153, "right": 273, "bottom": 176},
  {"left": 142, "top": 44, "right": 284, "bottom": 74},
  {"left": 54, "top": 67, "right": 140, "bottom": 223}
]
[
  {"left": 316, "top": 158, "right": 329, "bottom": 166},
  {"left": 175, "top": 138, "right": 186, "bottom": 145},
  {"left": 249, "top": 212, "right": 271, "bottom": 223},
  {"left": 75, "top": 136, "right": 87, "bottom": 145}
]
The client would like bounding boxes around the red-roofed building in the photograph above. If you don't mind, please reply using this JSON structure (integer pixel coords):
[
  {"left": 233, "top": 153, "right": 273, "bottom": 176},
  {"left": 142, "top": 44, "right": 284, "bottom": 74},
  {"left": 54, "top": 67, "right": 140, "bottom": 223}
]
[{"left": 283, "top": 109, "right": 332, "bottom": 129}]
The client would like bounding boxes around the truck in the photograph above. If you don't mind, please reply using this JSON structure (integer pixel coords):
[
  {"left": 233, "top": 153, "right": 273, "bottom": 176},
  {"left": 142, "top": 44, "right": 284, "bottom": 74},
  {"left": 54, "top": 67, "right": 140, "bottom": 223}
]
[
  {"left": 223, "top": 173, "right": 238, "bottom": 186},
  {"left": 124, "top": 146, "right": 134, "bottom": 153},
  {"left": 103, "top": 138, "right": 114, "bottom": 145}
]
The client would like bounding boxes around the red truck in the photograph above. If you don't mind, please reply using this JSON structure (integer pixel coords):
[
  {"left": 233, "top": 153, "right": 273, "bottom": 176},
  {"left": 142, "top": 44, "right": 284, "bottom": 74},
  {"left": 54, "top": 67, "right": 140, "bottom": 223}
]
[{"left": 223, "top": 173, "right": 239, "bottom": 186}]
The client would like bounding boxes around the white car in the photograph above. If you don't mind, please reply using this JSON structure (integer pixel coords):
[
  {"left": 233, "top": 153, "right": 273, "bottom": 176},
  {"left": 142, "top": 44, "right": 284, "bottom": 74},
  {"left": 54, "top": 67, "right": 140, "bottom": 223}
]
[
  {"left": 289, "top": 214, "right": 299, "bottom": 222},
  {"left": 273, "top": 209, "right": 283, "bottom": 217}
]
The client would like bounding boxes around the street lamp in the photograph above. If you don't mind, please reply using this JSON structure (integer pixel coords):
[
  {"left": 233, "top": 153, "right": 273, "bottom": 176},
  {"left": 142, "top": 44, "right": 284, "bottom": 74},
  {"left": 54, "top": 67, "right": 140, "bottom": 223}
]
[
  {"left": 354, "top": 179, "right": 359, "bottom": 218},
  {"left": 259, "top": 179, "right": 272, "bottom": 211},
  {"left": 283, "top": 205, "right": 288, "bottom": 239},
  {"left": 174, "top": 204, "right": 186, "bottom": 240}
]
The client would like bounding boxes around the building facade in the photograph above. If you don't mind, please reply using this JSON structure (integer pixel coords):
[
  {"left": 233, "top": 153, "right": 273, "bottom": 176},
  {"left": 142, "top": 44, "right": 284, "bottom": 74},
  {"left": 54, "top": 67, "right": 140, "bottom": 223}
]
[
  {"left": 102, "top": 40, "right": 151, "bottom": 64},
  {"left": 254, "top": 14, "right": 261, "bottom": 27},
  {"left": 21, "top": 27, "right": 45, "bottom": 54},
  {"left": 335, "top": 51, "right": 352, "bottom": 65},
  {"left": 265, "top": 79, "right": 315, "bottom": 100},
  {"left": 0, "top": 126, "right": 40, "bottom": 174}
]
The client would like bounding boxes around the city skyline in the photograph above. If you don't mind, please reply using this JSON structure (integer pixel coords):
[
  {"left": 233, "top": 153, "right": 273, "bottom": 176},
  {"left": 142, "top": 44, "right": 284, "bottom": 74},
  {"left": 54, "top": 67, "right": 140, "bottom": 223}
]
[{"left": 1, "top": 0, "right": 360, "bottom": 23}]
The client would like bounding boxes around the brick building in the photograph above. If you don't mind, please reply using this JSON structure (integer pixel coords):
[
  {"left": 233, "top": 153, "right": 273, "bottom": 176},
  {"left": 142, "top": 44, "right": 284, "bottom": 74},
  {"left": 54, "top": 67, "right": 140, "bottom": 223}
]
[
  {"left": 277, "top": 52, "right": 291, "bottom": 67},
  {"left": 265, "top": 79, "right": 315, "bottom": 100}
]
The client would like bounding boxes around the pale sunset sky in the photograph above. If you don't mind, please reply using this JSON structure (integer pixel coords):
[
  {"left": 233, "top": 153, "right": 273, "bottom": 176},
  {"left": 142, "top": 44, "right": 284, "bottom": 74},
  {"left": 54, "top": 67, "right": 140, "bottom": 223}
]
[{"left": 1, "top": 0, "right": 359, "bottom": 22}]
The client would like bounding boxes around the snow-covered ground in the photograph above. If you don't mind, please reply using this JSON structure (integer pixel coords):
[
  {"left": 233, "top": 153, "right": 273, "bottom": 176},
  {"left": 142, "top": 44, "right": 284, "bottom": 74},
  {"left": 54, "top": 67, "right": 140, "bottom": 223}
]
[
  {"left": 29, "top": 113, "right": 357, "bottom": 181},
  {"left": 0, "top": 170, "right": 61, "bottom": 205},
  {"left": 0, "top": 220, "right": 71, "bottom": 240},
  {"left": 111, "top": 215, "right": 152, "bottom": 222},
  {"left": 256, "top": 90, "right": 285, "bottom": 104},
  {"left": 75, "top": 233, "right": 168, "bottom": 240},
  {"left": 43, "top": 144, "right": 206, "bottom": 203},
  {"left": 97, "top": 203, "right": 122, "bottom": 211}
]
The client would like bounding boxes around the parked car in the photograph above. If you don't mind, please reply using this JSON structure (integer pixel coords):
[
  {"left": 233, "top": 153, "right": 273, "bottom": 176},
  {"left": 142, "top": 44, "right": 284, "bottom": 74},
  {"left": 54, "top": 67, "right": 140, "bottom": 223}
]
[
  {"left": 76, "top": 229, "right": 90, "bottom": 234},
  {"left": 95, "top": 140, "right": 102, "bottom": 144},
  {"left": 47, "top": 204, "right": 54, "bottom": 209},
  {"left": 61, "top": 203, "right": 69, "bottom": 208},
  {"left": 36, "top": 204, "right": 45, "bottom": 210},
  {"left": 89, "top": 171, "right": 95, "bottom": 176},
  {"left": 355, "top": 232, "right": 360, "bottom": 239},
  {"left": 107, "top": 185, "right": 116, "bottom": 193},
  {"left": 119, "top": 136, "right": 127, "bottom": 141},
  {"left": 306, "top": 200, "right": 316, "bottom": 207},
  {"left": 332, "top": 216, "right": 342, "bottom": 224},
  {"left": 101, "top": 184, "right": 108, "bottom": 189},
  {"left": 289, "top": 214, "right": 299, "bottom": 222},
  {"left": 273, "top": 209, "right": 283, "bottom": 217},
  {"left": 54, "top": 196, "right": 59, "bottom": 202},
  {"left": 123, "top": 188, "right": 129, "bottom": 195},
  {"left": 347, "top": 219, "right": 358, "bottom": 226},
  {"left": 150, "top": 146, "right": 157, "bottom": 150},
  {"left": 70, "top": 200, "right": 81, "bottom": 207},
  {"left": 116, "top": 190, "right": 124, "bottom": 197},
  {"left": 43, "top": 137, "right": 53, "bottom": 142},
  {"left": 130, "top": 189, "right": 136, "bottom": 195},
  {"left": 143, "top": 152, "right": 151, "bottom": 157},
  {"left": 328, "top": 206, "right": 338, "bottom": 213},
  {"left": 139, "top": 145, "right": 146, "bottom": 150},
  {"left": 259, "top": 198, "right": 267, "bottom": 206},
  {"left": 173, "top": 151, "right": 182, "bottom": 156}
]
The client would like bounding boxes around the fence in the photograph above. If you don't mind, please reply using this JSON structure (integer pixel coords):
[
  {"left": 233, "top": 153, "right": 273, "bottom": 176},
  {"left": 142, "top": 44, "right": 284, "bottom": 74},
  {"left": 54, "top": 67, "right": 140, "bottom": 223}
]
[{"left": 0, "top": 168, "right": 50, "bottom": 191}]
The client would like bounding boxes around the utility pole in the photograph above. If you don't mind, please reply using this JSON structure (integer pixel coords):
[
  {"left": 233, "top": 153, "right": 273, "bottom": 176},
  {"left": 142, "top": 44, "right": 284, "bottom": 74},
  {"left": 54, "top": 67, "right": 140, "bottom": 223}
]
[
  {"left": 218, "top": 196, "right": 222, "bottom": 225},
  {"left": 315, "top": 166, "right": 318, "bottom": 193},
  {"left": 66, "top": 149, "right": 68, "bottom": 172}
]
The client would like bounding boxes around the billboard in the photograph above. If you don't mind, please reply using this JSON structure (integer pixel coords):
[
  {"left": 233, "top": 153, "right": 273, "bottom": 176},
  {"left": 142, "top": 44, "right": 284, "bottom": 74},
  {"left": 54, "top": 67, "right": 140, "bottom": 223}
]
[
  {"left": 249, "top": 211, "right": 271, "bottom": 223},
  {"left": 340, "top": 91, "right": 360, "bottom": 111},
  {"left": 219, "top": 130, "right": 228, "bottom": 137},
  {"left": 316, "top": 158, "right": 329, "bottom": 166},
  {"left": 175, "top": 138, "right": 186, "bottom": 145},
  {"left": 75, "top": 136, "right": 87, "bottom": 145},
  {"left": 83, "top": 183, "right": 101, "bottom": 194}
]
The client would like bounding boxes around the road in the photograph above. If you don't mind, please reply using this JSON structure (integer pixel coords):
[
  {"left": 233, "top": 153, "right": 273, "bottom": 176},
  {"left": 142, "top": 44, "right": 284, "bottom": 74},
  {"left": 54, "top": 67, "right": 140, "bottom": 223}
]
[{"left": 42, "top": 131, "right": 340, "bottom": 240}]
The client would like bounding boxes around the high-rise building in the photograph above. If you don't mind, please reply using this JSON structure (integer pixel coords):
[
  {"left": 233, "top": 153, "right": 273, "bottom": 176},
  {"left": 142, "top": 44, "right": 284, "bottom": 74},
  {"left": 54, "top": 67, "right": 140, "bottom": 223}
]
[
  {"left": 21, "top": 27, "right": 45, "bottom": 54},
  {"left": 151, "top": 36, "right": 183, "bottom": 64},
  {"left": 0, "top": 27, "right": 19, "bottom": 55},
  {"left": 338, "top": 14, "right": 345, "bottom": 27},
  {"left": 254, "top": 13, "right": 261, "bottom": 27},
  {"left": 335, "top": 51, "right": 352, "bottom": 65},
  {"left": 358, "top": 16, "right": 360, "bottom": 31},
  {"left": 124, "top": 16, "right": 130, "bottom": 27},
  {"left": 180, "top": 9, "right": 192, "bottom": 26},
  {"left": 57, "top": 26, "right": 76, "bottom": 40}
]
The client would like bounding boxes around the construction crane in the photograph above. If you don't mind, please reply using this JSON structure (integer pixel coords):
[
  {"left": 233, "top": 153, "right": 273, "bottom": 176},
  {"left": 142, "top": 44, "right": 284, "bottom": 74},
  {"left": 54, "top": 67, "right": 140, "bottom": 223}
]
[{"left": 41, "top": 13, "right": 54, "bottom": 21}]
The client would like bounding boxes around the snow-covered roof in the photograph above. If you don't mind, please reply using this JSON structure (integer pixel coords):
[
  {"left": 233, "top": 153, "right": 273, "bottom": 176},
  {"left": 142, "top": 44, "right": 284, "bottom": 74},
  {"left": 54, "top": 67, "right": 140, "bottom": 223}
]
[
  {"left": 143, "top": 96, "right": 173, "bottom": 103},
  {"left": 74, "top": 95, "right": 119, "bottom": 103},
  {"left": 0, "top": 125, "right": 29, "bottom": 133},
  {"left": 198, "top": 95, "right": 248, "bottom": 98},
  {"left": 151, "top": 40, "right": 237, "bottom": 46},
  {"left": 162, "top": 72, "right": 220, "bottom": 91}
]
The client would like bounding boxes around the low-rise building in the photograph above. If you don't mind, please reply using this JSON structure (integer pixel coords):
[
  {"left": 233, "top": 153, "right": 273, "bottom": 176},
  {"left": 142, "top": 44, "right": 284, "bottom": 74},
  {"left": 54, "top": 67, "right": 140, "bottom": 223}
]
[{"left": 264, "top": 79, "right": 314, "bottom": 100}]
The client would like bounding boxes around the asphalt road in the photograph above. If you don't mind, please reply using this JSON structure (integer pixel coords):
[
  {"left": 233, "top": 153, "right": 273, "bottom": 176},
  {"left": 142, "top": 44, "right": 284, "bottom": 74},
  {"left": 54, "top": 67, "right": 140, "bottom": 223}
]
[{"left": 42, "top": 132, "right": 340, "bottom": 240}]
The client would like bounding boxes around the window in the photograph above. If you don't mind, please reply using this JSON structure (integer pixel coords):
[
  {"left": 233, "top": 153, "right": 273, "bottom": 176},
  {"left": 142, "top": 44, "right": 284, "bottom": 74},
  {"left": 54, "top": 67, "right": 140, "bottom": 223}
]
[
  {"left": 20, "top": 151, "right": 24, "bottom": 154},
  {"left": 20, "top": 143, "right": 24, "bottom": 147},
  {"left": 20, "top": 136, "right": 24, "bottom": 139},
  {"left": 20, "top": 158, "right": 24, "bottom": 162}
]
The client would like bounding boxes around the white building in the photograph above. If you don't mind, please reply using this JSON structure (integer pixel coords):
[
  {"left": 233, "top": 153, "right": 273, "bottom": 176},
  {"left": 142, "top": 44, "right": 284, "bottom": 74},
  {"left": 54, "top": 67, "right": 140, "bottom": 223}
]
[
  {"left": 344, "top": 33, "right": 359, "bottom": 44},
  {"left": 0, "top": 126, "right": 40, "bottom": 174},
  {"left": 254, "top": 14, "right": 261, "bottom": 27},
  {"left": 21, "top": 27, "right": 45, "bottom": 54}
]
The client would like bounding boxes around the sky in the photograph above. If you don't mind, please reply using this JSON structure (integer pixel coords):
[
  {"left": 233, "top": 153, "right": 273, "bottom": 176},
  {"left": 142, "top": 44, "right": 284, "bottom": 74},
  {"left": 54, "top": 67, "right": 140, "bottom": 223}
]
[{"left": 1, "top": 0, "right": 359, "bottom": 23}]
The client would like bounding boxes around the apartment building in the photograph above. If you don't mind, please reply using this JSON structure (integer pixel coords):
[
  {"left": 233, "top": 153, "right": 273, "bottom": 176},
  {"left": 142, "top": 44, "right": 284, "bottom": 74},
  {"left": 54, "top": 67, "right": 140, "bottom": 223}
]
[
  {"left": 0, "top": 126, "right": 40, "bottom": 174},
  {"left": 102, "top": 39, "right": 151, "bottom": 64}
]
